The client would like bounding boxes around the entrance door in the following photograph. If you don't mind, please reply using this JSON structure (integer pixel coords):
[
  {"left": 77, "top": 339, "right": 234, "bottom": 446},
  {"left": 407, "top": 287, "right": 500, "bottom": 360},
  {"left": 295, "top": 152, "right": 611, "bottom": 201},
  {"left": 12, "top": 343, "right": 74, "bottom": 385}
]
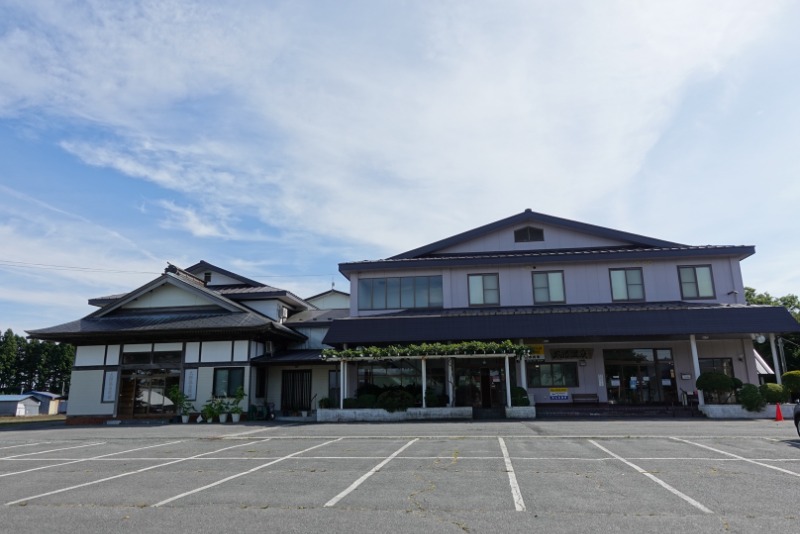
[
  {"left": 454, "top": 359, "right": 507, "bottom": 408},
  {"left": 604, "top": 349, "right": 678, "bottom": 405},
  {"left": 281, "top": 369, "right": 312, "bottom": 414},
  {"left": 118, "top": 369, "right": 180, "bottom": 417}
]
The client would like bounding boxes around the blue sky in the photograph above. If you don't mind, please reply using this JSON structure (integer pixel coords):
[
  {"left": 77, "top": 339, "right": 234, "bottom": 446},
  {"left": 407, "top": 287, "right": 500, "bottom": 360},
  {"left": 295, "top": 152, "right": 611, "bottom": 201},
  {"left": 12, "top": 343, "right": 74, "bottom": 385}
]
[{"left": 1, "top": 1, "right": 800, "bottom": 335}]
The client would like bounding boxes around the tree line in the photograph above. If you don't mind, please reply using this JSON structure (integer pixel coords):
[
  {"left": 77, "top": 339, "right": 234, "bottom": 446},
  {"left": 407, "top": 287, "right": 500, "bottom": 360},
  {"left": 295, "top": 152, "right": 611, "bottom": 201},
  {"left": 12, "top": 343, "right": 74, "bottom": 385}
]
[{"left": 0, "top": 329, "right": 74, "bottom": 395}]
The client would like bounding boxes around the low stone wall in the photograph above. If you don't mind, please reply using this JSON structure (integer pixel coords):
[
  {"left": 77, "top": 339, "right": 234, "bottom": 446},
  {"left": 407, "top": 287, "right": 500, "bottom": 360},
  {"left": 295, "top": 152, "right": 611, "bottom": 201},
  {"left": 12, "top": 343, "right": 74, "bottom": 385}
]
[
  {"left": 317, "top": 406, "right": 473, "bottom": 422},
  {"left": 701, "top": 403, "right": 794, "bottom": 419},
  {"left": 505, "top": 406, "right": 537, "bottom": 419}
]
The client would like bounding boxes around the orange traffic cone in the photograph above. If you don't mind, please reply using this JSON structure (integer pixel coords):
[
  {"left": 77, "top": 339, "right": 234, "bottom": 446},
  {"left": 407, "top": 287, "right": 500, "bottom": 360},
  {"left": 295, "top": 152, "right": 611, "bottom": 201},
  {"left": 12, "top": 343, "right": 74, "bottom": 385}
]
[{"left": 775, "top": 404, "right": 784, "bottom": 422}]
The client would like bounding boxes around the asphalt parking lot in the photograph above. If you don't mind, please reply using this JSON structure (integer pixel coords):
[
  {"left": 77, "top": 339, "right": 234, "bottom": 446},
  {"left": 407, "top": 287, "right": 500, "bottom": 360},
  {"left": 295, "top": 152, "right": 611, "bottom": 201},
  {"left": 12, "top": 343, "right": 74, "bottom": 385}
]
[{"left": 1, "top": 419, "right": 798, "bottom": 533}]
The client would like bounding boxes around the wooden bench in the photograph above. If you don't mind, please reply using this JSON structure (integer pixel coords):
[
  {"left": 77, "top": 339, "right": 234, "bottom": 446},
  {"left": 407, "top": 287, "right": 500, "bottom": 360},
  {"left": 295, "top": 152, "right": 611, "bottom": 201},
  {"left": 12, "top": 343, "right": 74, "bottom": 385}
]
[{"left": 572, "top": 393, "right": 599, "bottom": 404}]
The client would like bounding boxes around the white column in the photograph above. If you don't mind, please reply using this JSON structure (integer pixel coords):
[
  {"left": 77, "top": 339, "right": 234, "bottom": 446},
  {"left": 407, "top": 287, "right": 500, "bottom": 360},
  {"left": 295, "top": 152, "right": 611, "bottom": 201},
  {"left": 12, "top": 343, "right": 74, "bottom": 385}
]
[
  {"left": 339, "top": 360, "right": 346, "bottom": 409},
  {"left": 421, "top": 358, "right": 428, "bottom": 408},
  {"left": 770, "top": 334, "right": 782, "bottom": 385},
  {"left": 519, "top": 358, "right": 527, "bottom": 390},
  {"left": 689, "top": 335, "right": 705, "bottom": 407},
  {"left": 447, "top": 358, "right": 455, "bottom": 407},
  {"left": 504, "top": 355, "right": 512, "bottom": 408}
]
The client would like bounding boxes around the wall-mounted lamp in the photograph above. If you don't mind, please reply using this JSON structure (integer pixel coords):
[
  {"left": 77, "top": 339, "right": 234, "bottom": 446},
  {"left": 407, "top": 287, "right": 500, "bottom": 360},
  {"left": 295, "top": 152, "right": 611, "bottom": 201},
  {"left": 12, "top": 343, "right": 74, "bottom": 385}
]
[{"left": 579, "top": 360, "right": 587, "bottom": 367}]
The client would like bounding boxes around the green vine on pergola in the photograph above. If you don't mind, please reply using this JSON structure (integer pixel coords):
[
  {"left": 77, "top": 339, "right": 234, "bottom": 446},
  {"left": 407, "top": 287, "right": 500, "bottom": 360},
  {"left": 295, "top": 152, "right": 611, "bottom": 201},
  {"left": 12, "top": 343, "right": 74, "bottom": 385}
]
[{"left": 320, "top": 340, "right": 532, "bottom": 361}]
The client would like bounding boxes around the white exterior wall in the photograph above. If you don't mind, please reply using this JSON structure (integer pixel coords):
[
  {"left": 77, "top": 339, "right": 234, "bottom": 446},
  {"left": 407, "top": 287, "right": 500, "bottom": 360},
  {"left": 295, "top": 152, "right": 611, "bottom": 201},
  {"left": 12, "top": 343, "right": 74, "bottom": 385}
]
[
  {"left": 351, "top": 256, "right": 744, "bottom": 314},
  {"left": 74, "top": 346, "right": 106, "bottom": 367},
  {"left": 245, "top": 301, "right": 282, "bottom": 321},
  {"left": 67, "top": 370, "right": 113, "bottom": 416}
]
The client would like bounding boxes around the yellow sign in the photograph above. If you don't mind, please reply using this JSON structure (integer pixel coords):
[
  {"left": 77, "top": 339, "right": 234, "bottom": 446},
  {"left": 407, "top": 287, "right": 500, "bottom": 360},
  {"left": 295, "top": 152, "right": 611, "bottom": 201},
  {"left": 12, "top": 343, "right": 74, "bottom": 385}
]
[{"left": 549, "top": 387, "right": 569, "bottom": 401}]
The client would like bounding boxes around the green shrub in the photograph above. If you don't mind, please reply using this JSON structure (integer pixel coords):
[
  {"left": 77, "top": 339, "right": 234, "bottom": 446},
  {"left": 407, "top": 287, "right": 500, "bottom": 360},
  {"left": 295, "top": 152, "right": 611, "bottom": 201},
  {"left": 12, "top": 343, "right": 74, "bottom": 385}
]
[
  {"left": 759, "top": 383, "right": 790, "bottom": 404},
  {"left": 511, "top": 386, "right": 530, "bottom": 406},
  {"left": 781, "top": 371, "right": 800, "bottom": 399},
  {"left": 376, "top": 389, "right": 415, "bottom": 413},
  {"left": 739, "top": 384, "right": 766, "bottom": 412},
  {"left": 356, "top": 394, "right": 377, "bottom": 408},
  {"left": 343, "top": 397, "right": 358, "bottom": 409},
  {"left": 318, "top": 397, "right": 333, "bottom": 409}
]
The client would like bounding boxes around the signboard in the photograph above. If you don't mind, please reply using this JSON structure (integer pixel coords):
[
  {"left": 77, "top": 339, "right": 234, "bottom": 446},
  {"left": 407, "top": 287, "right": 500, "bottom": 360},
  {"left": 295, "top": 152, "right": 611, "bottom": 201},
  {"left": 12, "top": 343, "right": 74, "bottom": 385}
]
[
  {"left": 526, "top": 344, "right": 545, "bottom": 361},
  {"left": 550, "top": 348, "right": 593, "bottom": 360},
  {"left": 183, "top": 368, "right": 198, "bottom": 400},
  {"left": 549, "top": 387, "right": 569, "bottom": 401},
  {"left": 102, "top": 371, "right": 118, "bottom": 403}
]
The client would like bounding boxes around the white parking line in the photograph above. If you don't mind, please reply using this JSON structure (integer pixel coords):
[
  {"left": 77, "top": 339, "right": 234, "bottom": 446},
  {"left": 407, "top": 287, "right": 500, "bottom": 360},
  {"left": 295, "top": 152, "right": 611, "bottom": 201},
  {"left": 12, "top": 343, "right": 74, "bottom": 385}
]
[
  {"left": 498, "top": 437, "right": 526, "bottom": 512},
  {"left": 671, "top": 437, "right": 800, "bottom": 477},
  {"left": 220, "top": 427, "right": 279, "bottom": 438},
  {"left": 152, "top": 438, "right": 344, "bottom": 507},
  {"left": 589, "top": 440, "right": 713, "bottom": 514},
  {"left": 1, "top": 442, "right": 105, "bottom": 459},
  {"left": 0, "top": 442, "right": 46, "bottom": 451},
  {"left": 6, "top": 439, "right": 259, "bottom": 506},
  {"left": 0, "top": 440, "right": 183, "bottom": 479},
  {"left": 325, "top": 439, "right": 418, "bottom": 508}
]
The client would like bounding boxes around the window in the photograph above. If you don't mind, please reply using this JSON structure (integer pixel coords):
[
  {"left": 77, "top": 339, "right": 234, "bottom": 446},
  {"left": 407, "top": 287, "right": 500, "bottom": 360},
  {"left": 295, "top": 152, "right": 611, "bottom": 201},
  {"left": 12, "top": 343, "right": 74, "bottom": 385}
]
[
  {"left": 213, "top": 367, "right": 244, "bottom": 397},
  {"left": 469, "top": 274, "right": 499, "bottom": 306},
  {"left": 358, "top": 275, "right": 443, "bottom": 310},
  {"left": 121, "top": 350, "right": 182, "bottom": 366},
  {"left": 532, "top": 271, "right": 565, "bottom": 304},
  {"left": 527, "top": 362, "right": 579, "bottom": 387},
  {"left": 679, "top": 265, "right": 715, "bottom": 299},
  {"left": 609, "top": 268, "right": 644, "bottom": 301},
  {"left": 514, "top": 226, "right": 544, "bottom": 242},
  {"left": 699, "top": 358, "right": 734, "bottom": 377}
]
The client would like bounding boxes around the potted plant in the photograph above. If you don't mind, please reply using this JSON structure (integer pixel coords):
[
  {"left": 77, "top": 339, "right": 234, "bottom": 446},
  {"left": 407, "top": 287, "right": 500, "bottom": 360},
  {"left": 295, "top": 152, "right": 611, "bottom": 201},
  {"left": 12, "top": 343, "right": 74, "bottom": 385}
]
[
  {"left": 216, "top": 397, "right": 230, "bottom": 423},
  {"left": 167, "top": 384, "right": 193, "bottom": 423},
  {"left": 229, "top": 386, "right": 247, "bottom": 423},
  {"left": 200, "top": 399, "right": 217, "bottom": 423}
]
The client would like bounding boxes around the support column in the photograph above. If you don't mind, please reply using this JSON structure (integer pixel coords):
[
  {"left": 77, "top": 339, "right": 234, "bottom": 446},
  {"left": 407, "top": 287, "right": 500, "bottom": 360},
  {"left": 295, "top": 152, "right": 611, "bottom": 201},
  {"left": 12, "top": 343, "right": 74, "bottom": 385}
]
[
  {"left": 421, "top": 358, "right": 427, "bottom": 408},
  {"left": 339, "top": 360, "right": 346, "bottom": 409},
  {"left": 504, "top": 355, "right": 512, "bottom": 408},
  {"left": 447, "top": 358, "right": 455, "bottom": 407},
  {"left": 689, "top": 335, "right": 705, "bottom": 407},
  {"left": 770, "top": 334, "right": 782, "bottom": 385},
  {"left": 519, "top": 358, "right": 527, "bottom": 390}
]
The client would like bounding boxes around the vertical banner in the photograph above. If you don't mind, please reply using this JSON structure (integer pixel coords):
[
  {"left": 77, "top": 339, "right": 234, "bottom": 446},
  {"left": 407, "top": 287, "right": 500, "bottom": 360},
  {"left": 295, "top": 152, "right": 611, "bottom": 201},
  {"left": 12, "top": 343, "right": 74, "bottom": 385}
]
[
  {"left": 102, "top": 371, "right": 118, "bottom": 403},
  {"left": 183, "top": 368, "right": 198, "bottom": 400}
]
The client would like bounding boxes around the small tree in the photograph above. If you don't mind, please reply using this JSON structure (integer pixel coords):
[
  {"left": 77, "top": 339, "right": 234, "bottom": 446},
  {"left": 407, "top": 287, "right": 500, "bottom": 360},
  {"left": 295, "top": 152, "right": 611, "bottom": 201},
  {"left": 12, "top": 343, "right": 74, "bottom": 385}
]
[{"left": 696, "top": 372, "right": 735, "bottom": 404}]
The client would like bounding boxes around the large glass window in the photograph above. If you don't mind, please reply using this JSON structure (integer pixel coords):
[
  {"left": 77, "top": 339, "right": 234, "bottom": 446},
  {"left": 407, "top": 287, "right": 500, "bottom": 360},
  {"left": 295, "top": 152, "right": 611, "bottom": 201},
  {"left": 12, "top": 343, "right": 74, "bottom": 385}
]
[
  {"left": 527, "top": 362, "right": 579, "bottom": 387},
  {"left": 357, "top": 360, "right": 422, "bottom": 389},
  {"left": 532, "top": 271, "right": 565, "bottom": 304},
  {"left": 358, "top": 276, "right": 443, "bottom": 310},
  {"left": 699, "top": 358, "right": 734, "bottom": 377},
  {"left": 679, "top": 265, "right": 715, "bottom": 299},
  {"left": 213, "top": 367, "right": 245, "bottom": 397},
  {"left": 468, "top": 273, "right": 499, "bottom": 306},
  {"left": 609, "top": 268, "right": 644, "bottom": 301},
  {"left": 122, "top": 350, "right": 182, "bottom": 365}
]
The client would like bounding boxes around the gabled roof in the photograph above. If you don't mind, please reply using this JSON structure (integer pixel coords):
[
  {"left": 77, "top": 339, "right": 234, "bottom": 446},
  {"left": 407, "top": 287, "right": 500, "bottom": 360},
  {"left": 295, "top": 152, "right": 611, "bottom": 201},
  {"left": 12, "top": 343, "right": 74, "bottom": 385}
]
[
  {"left": 391, "top": 209, "right": 686, "bottom": 260},
  {"left": 0, "top": 395, "right": 39, "bottom": 403},
  {"left": 88, "top": 266, "right": 251, "bottom": 319},
  {"left": 185, "top": 260, "right": 266, "bottom": 288}
]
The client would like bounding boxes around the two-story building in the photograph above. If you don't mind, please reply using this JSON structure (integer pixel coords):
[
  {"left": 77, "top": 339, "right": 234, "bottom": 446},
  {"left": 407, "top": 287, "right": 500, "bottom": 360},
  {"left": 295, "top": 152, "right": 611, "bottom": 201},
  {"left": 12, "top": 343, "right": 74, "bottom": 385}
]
[
  {"left": 27, "top": 261, "right": 342, "bottom": 423},
  {"left": 322, "top": 209, "right": 800, "bottom": 414}
]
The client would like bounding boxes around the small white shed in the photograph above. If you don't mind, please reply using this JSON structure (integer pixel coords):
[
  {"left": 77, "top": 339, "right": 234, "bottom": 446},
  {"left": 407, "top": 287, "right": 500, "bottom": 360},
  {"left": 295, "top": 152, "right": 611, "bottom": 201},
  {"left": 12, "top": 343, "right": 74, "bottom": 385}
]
[
  {"left": 0, "top": 395, "right": 41, "bottom": 416},
  {"left": 24, "top": 391, "right": 62, "bottom": 415}
]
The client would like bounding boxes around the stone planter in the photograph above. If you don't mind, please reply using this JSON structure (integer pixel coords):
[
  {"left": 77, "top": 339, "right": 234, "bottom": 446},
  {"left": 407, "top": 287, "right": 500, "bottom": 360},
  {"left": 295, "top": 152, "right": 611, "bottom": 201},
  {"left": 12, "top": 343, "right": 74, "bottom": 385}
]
[
  {"left": 701, "top": 403, "right": 793, "bottom": 419},
  {"left": 407, "top": 407, "right": 472, "bottom": 420},
  {"left": 505, "top": 406, "right": 537, "bottom": 419}
]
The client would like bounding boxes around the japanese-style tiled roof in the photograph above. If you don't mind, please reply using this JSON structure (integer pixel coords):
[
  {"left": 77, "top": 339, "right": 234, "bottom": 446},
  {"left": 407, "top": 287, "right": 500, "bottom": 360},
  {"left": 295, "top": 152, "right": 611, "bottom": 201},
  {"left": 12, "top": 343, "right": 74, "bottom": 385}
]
[
  {"left": 283, "top": 308, "right": 350, "bottom": 326},
  {"left": 28, "top": 310, "right": 304, "bottom": 343},
  {"left": 340, "top": 245, "right": 755, "bottom": 274},
  {"left": 323, "top": 303, "right": 800, "bottom": 345}
]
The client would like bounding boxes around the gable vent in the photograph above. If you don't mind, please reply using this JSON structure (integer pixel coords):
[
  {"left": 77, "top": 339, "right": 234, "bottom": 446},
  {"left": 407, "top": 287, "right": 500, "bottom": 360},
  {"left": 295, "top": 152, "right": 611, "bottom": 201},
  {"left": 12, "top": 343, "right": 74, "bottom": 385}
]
[{"left": 514, "top": 226, "right": 544, "bottom": 243}]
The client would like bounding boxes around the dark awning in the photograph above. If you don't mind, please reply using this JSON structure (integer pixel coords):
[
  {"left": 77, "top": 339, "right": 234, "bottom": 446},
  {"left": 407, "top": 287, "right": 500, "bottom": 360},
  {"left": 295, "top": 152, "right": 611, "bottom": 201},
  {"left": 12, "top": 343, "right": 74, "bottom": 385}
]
[
  {"left": 323, "top": 303, "right": 800, "bottom": 345},
  {"left": 250, "top": 350, "right": 327, "bottom": 365}
]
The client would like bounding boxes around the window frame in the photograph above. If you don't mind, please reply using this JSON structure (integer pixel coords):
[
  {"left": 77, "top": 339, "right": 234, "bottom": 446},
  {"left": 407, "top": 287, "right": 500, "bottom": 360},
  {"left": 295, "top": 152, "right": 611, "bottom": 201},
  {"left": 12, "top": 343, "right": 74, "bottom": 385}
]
[
  {"left": 609, "top": 267, "right": 645, "bottom": 302},
  {"left": 358, "top": 275, "right": 443, "bottom": 310},
  {"left": 468, "top": 273, "right": 500, "bottom": 306},
  {"left": 678, "top": 264, "right": 716, "bottom": 299},
  {"left": 527, "top": 362, "right": 579, "bottom": 388},
  {"left": 213, "top": 367, "right": 245, "bottom": 398},
  {"left": 514, "top": 226, "right": 544, "bottom": 243},
  {"left": 532, "top": 270, "right": 566, "bottom": 304}
]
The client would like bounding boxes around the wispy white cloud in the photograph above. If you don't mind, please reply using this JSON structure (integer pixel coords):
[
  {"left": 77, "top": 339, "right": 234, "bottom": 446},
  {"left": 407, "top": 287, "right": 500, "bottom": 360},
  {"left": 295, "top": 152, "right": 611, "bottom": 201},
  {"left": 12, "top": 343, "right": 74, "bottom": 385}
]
[{"left": 0, "top": 0, "right": 798, "bottom": 336}]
